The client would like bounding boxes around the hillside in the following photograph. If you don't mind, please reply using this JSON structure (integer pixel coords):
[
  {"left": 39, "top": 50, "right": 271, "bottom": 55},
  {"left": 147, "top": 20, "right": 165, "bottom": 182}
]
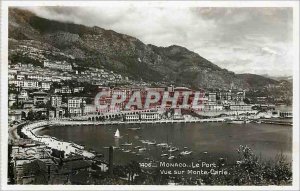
[{"left": 8, "top": 8, "right": 280, "bottom": 90}]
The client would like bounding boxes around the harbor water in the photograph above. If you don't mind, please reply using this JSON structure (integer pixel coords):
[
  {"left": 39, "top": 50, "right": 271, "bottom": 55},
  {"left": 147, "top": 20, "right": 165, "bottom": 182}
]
[{"left": 37, "top": 122, "right": 292, "bottom": 166}]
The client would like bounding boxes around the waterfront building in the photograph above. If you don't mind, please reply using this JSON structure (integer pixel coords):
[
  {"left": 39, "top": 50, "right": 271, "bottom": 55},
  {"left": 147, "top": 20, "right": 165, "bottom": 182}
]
[
  {"left": 140, "top": 112, "right": 161, "bottom": 121},
  {"left": 111, "top": 88, "right": 131, "bottom": 110},
  {"left": 229, "top": 104, "right": 253, "bottom": 111},
  {"left": 33, "top": 91, "right": 49, "bottom": 105},
  {"left": 208, "top": 93, "right": 217, "bottom": 104},
  {"left": 51, "top": 95, "right": 62, "bottom": 108},
  {"left": 84, "top": 104, "right": 97, "bottom": 115},
  {"left": 49, "top": 108, "right": 65, "bottom": 118},
  {"left": 173, "top": 109, "right": 184, "bottom": 120},
  {"left": 204, "top": 104, "right": 224, "bottom": 111},
  {"left": 68, "top": 97, "right": 85, "bottom": 117},
  {"left": 125, "top": 114, "right": 140, "bottom": 122},
  {"left": 280, "top": 111, "right": 293, "bottom": 118}
]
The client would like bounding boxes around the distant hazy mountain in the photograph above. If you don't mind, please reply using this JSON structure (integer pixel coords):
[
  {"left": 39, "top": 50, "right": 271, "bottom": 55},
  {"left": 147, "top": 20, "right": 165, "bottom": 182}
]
[
  {"left": 8, "top": 8, "right": 280, "bottom": 89},
  {"left": 265, "top": 75, "right": 293, "bottom": 83}
]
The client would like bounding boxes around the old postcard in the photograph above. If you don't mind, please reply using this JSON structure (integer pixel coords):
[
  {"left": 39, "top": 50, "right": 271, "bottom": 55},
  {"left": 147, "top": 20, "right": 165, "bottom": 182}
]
[{"left": 0, "top": 1, "right": 299, "bottom": 190}]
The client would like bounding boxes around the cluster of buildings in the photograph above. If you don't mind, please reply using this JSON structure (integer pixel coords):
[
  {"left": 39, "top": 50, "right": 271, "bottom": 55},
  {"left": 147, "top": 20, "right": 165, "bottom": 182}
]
[
  {"left": 9, "top": 138, "right": 105, "bottom": 184},
  {"left": 8, "top": 61, "right": 255, "bottom": 122},
  {"left": 94, "top": 86, "right": 251, "bottom": 113},
  {"left": 8, "top": 55, "right": 280, "bottom": 123}
]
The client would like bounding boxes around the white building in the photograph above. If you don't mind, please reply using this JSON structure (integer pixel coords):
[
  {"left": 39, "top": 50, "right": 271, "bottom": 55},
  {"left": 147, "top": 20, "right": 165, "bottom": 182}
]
[
  {"left": 68, "top": 97, "right": 85, "bottom": 117},
  {"left": 9, "top": 93, "right": 17, "bottom": 107},
  {"left": 40, "top": 81, "right": 52, "bottom": 90},
  {"left": 125, "top": 114, "right": 139, "bottom": 122},
  {"left": 23, "top": 80, "right": 39, "bottom": 89},
  {"left": 18, "top": 90, "right": 29, "bottom": 103},
  {"left": 229, "top": 104, "right": 253, "bottom": 111},
  {"left": 51, "top": 95, "right": 62, "bottom": 108},
  {"left": 204, "top": 104, "right": 224, "bottom": 111},
  {"left": 8, "top": 73, "right": 15, "bottom": 80},
  {"left": 9, "top": 80, "right": 24, "bottom": 87},
  {"left": 140, "top": 112, "right": 161, "bottom": 121},
  {"left": 74, "top": 87, "right": 84, "bottom": 93},
  {"left": 16, "top": 74, "right": 25, "bottom": 80},
  {"left": 33, "top": 91, "right": 49, "bottom": 105},
  {"left": 84, "top": 104, "right": 97, "bottom": 115}
]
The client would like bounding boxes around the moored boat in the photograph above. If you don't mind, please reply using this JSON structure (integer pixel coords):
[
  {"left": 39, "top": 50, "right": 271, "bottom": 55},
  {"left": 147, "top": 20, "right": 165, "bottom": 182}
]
[
  {"left": 180, "top": 151, "right": 193, "bottom": 156},
  {"left": 168, "top": 155, "right": 175, "bottom": 160},
  {"left": 138, "top": 147, "right": 146, "bottom": 152},
  {"left": 157, "top": 143, "right": 168, "bottom": 147},
  {"left": 168, "top": 147, "right": 178, "bottom": 152}
]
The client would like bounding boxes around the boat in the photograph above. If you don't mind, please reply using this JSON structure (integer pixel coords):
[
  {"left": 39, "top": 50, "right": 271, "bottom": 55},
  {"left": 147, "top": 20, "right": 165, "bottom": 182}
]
[
  {"left": 114, "top": 129, "right": 120, "bottom": 138},
  {"left": 161, "top": 153, "right": 168, "bottom": 157},
  {"left": 180, "top": 151, "right": 193, "bottom": 156},
  {"left": 134, "top": 146, "right": 142, "bottom": 149},
  {"left": 147, "top": 141, "right": 156, "bottom": 145},
  {"left": 157, "top": 143, "right": 168, "bottom": 147},
  {"left": 203, "top": 151, "right": 208, "bottom": 154},
  {"left": 168, "top": 155, "right": 175, "bottom": 160},
  {"left": 138, "top": 148, "right": 146, "bottom": 152},
  {"left": 123, "top": 149, "right": 131, "bottom": 153},
  {"left": 168, "top": 147, "right": 178, "bottom": 152}
]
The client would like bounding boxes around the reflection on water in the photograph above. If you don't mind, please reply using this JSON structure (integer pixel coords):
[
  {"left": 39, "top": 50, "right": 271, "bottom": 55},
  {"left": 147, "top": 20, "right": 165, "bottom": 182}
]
[
  {"left": 38, "top": 123, "right": 292, "bottom": 165},
  {"left": 114, "top": 138, "right": 119, "bottom": 148}
]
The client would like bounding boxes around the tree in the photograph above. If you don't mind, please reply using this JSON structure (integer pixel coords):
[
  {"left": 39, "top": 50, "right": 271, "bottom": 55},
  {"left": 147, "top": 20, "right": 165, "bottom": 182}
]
[
  {"left": 243, "top": 98, "right": 251, "bottom": 104},
  {"left": 27, "top": 110, "right": 35, "bottom": 120}
]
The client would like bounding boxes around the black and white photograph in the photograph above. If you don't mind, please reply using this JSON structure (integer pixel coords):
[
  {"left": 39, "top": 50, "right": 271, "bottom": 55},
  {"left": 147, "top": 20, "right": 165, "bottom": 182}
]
[{"left": 0, "top": 1, "right": 299, "bottom": 190}]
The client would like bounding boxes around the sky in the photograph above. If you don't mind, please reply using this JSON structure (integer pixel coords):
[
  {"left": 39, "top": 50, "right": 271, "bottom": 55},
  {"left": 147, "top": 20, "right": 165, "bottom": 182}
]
[{"left": 24, "top": 6, "right": 293, "bottom": 77}]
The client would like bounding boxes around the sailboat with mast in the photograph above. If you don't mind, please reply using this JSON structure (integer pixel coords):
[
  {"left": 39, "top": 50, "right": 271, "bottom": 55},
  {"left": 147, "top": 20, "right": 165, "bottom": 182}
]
[{"left": 114, "top": 129, "right": 120, "bottom": 138}]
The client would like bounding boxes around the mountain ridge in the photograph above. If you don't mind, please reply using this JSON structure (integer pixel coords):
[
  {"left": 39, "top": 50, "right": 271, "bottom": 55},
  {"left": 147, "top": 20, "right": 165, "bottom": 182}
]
[{"left": 8, "top": 8, "right": 280, "bottom": 90}]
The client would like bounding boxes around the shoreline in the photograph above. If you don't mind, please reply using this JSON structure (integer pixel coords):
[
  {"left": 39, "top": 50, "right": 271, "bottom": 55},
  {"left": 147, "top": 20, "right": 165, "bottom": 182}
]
[
  {"left": 20, "top": 121, "right": 96, "bottom": 158},
  {"left": 16, "top": 117, "right": 292, "bottom": 160}
]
